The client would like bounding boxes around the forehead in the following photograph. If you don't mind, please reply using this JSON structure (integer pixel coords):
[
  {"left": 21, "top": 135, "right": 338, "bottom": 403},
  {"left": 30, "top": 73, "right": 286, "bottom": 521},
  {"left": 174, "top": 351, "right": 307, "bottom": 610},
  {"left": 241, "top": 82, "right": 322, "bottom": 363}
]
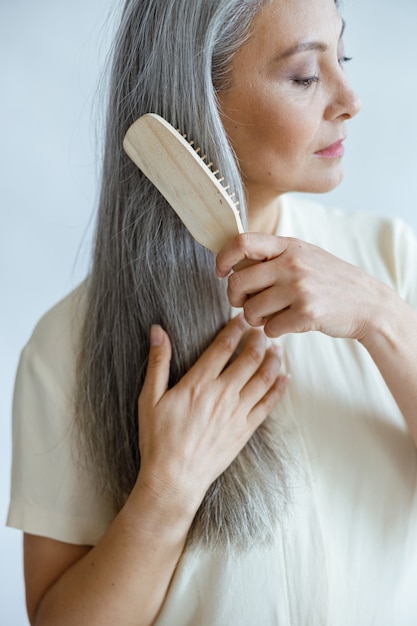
[{"left": 246, "top": 0, "right": 342, "bottom": 53}]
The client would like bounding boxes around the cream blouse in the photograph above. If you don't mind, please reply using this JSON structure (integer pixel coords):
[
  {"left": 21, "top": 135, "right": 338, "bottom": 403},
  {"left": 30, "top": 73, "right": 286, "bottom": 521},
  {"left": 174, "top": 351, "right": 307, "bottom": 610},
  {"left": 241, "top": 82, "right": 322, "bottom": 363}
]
[{"left": 8, "top": 195, "right": 417, "bottom": 625}]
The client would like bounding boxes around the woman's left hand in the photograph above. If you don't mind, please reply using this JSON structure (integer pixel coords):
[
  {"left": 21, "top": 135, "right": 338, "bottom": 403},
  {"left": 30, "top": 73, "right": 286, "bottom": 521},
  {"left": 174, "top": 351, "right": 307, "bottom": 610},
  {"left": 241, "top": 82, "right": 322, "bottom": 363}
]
[
  {"left": 216, "top": 232, "right": 417, "bottom": 447},
  {"left": 216, "top": 232, "right": 385, "bottom": 341}
]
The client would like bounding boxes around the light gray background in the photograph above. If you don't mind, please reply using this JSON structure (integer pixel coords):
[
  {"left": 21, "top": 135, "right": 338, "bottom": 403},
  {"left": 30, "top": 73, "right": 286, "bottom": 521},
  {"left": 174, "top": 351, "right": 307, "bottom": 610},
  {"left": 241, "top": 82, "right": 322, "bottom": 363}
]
[{"left": 1, "top": 1, "right": 416, "bottom": 624}]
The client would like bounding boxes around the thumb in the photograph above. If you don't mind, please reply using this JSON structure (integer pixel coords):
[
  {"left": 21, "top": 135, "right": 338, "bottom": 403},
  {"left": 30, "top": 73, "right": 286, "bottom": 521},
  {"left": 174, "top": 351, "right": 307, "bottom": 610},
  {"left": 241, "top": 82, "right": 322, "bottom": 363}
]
[
  {"left": 141, "top": 325, "right": 172, "bottom": 406},
  {"left": 216, "top": 233, "right": 289, "bottom": 278}
]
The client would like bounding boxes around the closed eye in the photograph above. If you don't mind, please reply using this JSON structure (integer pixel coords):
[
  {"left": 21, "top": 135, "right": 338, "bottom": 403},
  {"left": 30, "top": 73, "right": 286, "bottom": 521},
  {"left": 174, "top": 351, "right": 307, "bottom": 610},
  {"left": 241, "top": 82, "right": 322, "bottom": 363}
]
[{"left": 293, "top": 75, "right": 320, "bottom": 88}]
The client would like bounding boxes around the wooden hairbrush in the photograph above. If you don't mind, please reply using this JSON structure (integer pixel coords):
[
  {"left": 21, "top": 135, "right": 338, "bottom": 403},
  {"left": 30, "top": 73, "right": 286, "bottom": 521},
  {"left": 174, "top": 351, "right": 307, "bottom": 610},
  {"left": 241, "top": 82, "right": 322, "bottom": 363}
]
[{"left": 123, "top": 113, "right": 245, "bottom": 256}]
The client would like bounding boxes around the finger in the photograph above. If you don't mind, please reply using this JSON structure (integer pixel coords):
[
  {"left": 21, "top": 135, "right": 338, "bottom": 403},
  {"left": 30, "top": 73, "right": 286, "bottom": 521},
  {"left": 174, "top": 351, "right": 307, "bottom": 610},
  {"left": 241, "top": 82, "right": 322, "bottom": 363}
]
[
  {"left": 239, "top": 344, "right": 283, "bottom": 409},
  {"left": 263, "top": 307, "right": 311, "bottom": 338},
  {"left": 140, "top": 325, "right": 172, "bottom": 406},
  {"left": 247, "top": 374, "right": 290, "bottom": 431},
  {"left": 221, "top": 328, "right": 268, "bottom": 389},
  {"left": 243, "top": 286, "right": 292, "bottom": 327},
  {"left": 216, "top": 233, "right": 290, "bottom": 278},
  {"left": 184, "top": 313, "right": 250, "bottom": 383},
  {"left": 227, "top": 259, "right": 284, "bottom": 308}
]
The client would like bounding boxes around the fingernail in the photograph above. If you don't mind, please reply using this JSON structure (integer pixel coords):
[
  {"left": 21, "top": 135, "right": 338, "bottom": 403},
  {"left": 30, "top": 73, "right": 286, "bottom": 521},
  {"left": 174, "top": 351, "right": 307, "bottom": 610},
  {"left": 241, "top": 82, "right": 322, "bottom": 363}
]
[
  {"left": 150, "top": 324, "right": 164, "bottom": 346},
  {"left": 278, "top": 373, "right": 291, "bottom": 388}
]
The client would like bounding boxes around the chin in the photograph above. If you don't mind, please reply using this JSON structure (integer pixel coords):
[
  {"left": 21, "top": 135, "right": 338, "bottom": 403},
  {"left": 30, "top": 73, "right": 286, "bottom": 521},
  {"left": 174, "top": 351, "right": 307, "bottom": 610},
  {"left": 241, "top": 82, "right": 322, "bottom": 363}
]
[{"left": 302, "top": 169, "right": 345, "bottom": 194}]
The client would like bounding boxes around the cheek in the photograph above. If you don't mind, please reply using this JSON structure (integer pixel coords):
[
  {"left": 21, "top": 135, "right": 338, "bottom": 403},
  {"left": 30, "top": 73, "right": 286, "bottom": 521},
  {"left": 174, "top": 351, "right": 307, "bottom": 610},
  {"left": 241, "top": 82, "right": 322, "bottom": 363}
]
[
  {"left": 254, "top": 95, "right": 318, "bottom": 153},
  {"left": 220, "top": 85, "right": 320, "bottom": 175},
  {"left": 239, "top": 110, "right": 314, "bottom": 176},
  {"left": 273, "top": 104, "right": 318, "bottom": 156},
  {"left": 225, "top": 106, "right": 291, "bottom": 167}
]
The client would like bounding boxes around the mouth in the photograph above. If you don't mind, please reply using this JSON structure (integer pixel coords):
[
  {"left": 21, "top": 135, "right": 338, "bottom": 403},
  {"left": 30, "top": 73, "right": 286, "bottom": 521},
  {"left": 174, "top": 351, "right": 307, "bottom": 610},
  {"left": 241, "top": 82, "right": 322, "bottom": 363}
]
[{"left": 314, "top": 138, "right": 346, "bottom": 158}]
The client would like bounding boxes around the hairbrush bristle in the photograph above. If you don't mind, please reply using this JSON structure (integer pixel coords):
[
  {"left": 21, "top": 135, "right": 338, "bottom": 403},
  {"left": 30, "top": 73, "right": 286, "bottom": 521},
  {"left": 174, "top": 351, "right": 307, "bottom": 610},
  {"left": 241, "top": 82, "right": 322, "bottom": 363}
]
[
  {"left": 175, "top": 126, "right": 240, "bottom": 209},
  {"left": 124, "top": 113, "right": 245, "bottom": 254}
]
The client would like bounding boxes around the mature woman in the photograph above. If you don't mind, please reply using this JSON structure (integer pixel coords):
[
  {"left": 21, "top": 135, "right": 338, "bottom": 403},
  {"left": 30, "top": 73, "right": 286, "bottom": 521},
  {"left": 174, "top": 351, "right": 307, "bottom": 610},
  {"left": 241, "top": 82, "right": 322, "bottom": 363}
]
[{"left": 8, "top": 0, "right": 417, "bottom": 624}]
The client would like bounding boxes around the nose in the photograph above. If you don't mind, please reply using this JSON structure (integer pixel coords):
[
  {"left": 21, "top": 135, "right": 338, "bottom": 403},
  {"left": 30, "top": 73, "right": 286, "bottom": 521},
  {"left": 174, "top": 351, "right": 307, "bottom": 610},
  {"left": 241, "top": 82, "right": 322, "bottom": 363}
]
[{"left": 325, "top": 72, "right": 362, "bottom": 121}]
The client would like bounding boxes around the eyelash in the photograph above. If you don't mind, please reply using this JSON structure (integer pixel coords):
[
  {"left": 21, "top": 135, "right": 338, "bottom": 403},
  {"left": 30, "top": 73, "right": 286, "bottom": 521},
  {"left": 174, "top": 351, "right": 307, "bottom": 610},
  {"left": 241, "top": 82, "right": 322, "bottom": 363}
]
[
  {"left": 293, "top": 56, "right": 353, "bottom": 88},
  {"left": 294, "top": 75, "right": 319, "bottom": 88},
  {"left": 339, "top": 55, "right": 353, "bottom": 66}
]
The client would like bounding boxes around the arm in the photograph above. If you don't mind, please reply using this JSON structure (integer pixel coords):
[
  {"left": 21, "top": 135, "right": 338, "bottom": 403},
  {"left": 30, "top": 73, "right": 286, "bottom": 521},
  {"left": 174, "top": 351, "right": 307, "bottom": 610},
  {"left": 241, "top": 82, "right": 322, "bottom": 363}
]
[
  {"left": 25, "top": 482, "right": 196, "bottom": 626},
  {"left": 357, "top": 282, "right": 417, "bottom": 443},
  {"left": 26, "top": 315, "right": 288, "bottom": 626},
  {"left": 216, "top": 233, "right": 417, "bottom": 445}
]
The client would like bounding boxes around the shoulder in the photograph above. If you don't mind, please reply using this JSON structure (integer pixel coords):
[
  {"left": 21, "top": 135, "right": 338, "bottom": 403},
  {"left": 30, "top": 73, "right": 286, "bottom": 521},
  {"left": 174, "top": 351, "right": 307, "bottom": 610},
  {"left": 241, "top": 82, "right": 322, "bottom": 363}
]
[
  {"left": 29, "top": 280, "right": 87, "bottom": 359},
  {"left": 23, "top": 281, "right": 88, "bottom": 392},
  {"left": 14, "top": 280, "right": 88, "bottom": 420}
]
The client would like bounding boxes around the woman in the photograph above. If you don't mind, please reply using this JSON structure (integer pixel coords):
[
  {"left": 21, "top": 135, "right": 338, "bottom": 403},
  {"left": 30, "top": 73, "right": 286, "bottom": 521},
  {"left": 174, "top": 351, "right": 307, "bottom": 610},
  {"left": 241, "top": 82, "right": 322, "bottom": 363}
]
[{"left": 8, "top": 0, "right": 417, "bottom": 624}]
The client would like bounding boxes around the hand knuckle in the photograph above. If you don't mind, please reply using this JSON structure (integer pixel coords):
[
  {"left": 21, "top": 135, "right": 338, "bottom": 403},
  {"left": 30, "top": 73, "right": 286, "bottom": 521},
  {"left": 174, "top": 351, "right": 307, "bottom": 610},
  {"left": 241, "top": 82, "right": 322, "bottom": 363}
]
[
  {"left": 237, "top": 232, "right": 252, "bottom": 253},
  {"left": 247, "top": 344, "right": 264, "bottom": 366},
  {"left": 264, "top": 392, "right": 281, "bottom": 414},
  {"left": 258, "top": 365, "right": 276, "bottom": 388},
  {"left": 288, "top": 256, "right": 306, "bottom": 277},
  {"left": 147, "top": 352, "right": 165, "bottom": 369},
  {"left": 243, "top": 299, "right": 259, "bottom": 326},
  {"left": 228, "top": 270, "right": 242, "bottom": 293},
  {"left": 300, "top": 302, "right": 319, "bottom": 326},
  {"left": 293, "top": 281, "right": 312, "bottom": 308},
  {"left": 217, "top": 333, "right": 236, "bottom": 355}
]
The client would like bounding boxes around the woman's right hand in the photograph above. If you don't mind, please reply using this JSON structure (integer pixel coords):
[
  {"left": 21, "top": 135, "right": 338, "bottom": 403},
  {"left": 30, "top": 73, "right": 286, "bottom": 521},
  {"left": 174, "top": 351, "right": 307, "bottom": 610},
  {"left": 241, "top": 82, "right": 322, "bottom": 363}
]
[
  {"left": 25, "top": 317, "right": 288, "bottom": 626},
  {"left": 137, "top": 314, "right": 289, "bottom": 515}
]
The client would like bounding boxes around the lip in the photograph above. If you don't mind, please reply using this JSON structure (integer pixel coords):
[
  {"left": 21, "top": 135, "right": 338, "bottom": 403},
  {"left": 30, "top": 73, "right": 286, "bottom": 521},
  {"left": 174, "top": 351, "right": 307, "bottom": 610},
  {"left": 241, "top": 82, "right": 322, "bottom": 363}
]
[{"left": 314, "top": 138, "right": 346, "bottom": 158}]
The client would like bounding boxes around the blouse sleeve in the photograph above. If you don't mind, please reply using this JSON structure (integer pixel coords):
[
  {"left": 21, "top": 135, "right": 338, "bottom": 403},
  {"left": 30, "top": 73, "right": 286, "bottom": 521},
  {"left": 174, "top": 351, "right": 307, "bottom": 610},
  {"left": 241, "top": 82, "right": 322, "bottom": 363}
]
[{"left": 7, "top": 286, "right": 116, "bottom": 545}]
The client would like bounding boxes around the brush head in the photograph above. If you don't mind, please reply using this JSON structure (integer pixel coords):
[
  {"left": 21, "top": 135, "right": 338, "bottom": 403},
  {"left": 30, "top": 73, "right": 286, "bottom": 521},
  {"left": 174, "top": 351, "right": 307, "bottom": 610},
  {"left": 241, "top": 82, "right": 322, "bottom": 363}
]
[{"left": 123, "top": 113, "right": 244, "bottom": 254}]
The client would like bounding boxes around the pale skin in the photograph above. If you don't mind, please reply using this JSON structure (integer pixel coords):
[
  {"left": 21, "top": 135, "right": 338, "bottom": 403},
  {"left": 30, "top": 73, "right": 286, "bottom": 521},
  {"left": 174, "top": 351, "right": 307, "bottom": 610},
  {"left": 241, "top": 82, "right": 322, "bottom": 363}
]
[{"left": 23, "top": 0, "right": 417, "bottom": 624}]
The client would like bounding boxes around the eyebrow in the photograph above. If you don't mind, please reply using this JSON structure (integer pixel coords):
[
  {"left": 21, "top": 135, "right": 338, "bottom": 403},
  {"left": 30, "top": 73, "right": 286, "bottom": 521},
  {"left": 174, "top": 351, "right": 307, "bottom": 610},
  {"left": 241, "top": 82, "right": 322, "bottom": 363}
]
[{"left": 277, "top": 18, "right": 346, "bottom": 60}]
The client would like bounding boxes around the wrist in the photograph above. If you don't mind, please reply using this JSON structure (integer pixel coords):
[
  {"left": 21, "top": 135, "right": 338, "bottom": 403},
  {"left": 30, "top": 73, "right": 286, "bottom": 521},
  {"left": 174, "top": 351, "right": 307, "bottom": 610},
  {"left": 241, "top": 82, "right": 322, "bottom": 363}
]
[
  {"left": 124, "top": 471, "right": 202, "bottom": 540},
  {"left": 357, "top": 282, "right": 404, "bottom": 352}
]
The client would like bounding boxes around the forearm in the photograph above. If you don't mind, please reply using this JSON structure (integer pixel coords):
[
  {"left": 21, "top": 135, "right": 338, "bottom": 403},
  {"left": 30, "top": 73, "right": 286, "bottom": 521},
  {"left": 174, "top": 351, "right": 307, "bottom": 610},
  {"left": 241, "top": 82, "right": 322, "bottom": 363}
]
[
  {"left": 359, "top": 282, "right": 417, "bottom": 446},
  {"left": 34, "top": 481, "right": 196, "bottom": 626}
]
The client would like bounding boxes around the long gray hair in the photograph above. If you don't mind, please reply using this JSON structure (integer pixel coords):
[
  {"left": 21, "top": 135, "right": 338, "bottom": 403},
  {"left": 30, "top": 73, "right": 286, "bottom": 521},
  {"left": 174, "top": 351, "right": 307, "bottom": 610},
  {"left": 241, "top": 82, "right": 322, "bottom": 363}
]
[{"left": 75, "top": 0, "right": 287, "bottom": 551}]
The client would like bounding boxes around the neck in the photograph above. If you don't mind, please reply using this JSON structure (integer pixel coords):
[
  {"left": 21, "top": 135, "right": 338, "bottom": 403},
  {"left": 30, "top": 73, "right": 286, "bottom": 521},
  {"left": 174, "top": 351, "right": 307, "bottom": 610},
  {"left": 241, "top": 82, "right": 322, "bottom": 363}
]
[{"left": 245, "top": 185, "right": 283, "bottom": 234}]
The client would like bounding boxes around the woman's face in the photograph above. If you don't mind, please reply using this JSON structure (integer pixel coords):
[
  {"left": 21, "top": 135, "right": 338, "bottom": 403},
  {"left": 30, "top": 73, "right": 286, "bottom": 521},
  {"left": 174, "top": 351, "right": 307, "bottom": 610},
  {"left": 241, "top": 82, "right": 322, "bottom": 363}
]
[{"left": 219, "top": 0, "right": 361, "bottom": 211}]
